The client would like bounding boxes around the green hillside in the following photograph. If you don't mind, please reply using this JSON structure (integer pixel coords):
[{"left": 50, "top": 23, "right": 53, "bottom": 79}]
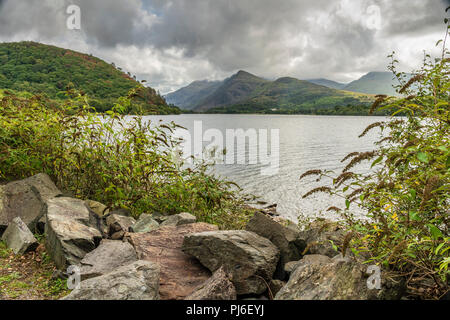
[
  {"left": 343, "top": 71, "right": 399, "bottom": 96},
  {"left": 0, "top": 41, "right": 180, "bottom": 114},
  {"left": 165, "top": 80, "right": 222, "bottom": 110}
]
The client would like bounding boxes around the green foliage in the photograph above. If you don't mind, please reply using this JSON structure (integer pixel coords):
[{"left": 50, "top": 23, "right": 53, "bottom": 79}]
[
  {"left": 0, "top": 91, "right": 252, "bottom": 230},
  {"left": 0, "top": 241, "right": 9, "bottom": 259},
  {"left": 301, "top": 30, "right": 449, "bottom": 298},
  {"left": 0, "top": 41, "right": 180, "bottom": 115}
]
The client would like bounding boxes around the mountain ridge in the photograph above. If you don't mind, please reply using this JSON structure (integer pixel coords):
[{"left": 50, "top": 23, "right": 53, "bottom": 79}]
[
  {"left": 166, "top": 70, "right": 377, "bottom": 114},
  {"left": 167, "top": 69, "right": 403, "bottom": 113},
  {"left": 306, "top": 78, "right": 347, "bottom": 90}
]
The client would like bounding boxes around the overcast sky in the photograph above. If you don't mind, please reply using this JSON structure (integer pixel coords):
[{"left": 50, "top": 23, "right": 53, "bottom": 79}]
[{"left": 0, "top": 0, "right": 449, "bottom": 94}]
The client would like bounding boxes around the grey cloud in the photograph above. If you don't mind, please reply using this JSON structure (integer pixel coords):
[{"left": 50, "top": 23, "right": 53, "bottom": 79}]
[
  {"left": 0, "top": 0, "right": 447, "bottom": 91},
  {"left": 381, "top": 0, "right": 448, "bottom": 36},
  {"left": 0, "top": 0, "right": 147, "bottom": 47},
  {"left": 147, "top": 0, "right": 331, "bottom": 72},
  {"left": 0, "top": 0, "right": 67, "bottom": 39}
]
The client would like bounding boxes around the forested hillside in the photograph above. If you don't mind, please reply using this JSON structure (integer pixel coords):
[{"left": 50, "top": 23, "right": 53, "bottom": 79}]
[{"left": 0, "top": 42, "right": 180, "bottom": 114}]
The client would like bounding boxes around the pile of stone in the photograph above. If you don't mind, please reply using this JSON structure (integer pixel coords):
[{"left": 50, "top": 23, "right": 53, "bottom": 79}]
[{"left": 0, "top": 173, "right": 406, "bottom": 300}]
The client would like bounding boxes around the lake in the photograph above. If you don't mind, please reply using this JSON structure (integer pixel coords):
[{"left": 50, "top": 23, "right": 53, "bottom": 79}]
[{"left": 143, "top": 114, "right": 386, "bottom": 222}]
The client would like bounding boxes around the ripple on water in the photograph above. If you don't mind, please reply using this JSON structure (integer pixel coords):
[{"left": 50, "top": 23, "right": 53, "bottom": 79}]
[{"left": 141, "top": 114, "right": 386, "bottom": 222}]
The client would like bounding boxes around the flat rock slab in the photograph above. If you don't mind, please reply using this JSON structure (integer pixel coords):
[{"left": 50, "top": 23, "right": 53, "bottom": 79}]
[
  {"left": 182, "top": 230, "right": 280, "bottom": 295},
  {"left": 80, "top": 239, "right": 138, "bottom": 280},
  {"left": 126, "top": 222, "right": 218, "bottom": 300},
  {"left": 62, "top": 260, "right": 160, "bottom": 300},
  {"left": 45, "top": 197, "right": 102, "bottom": 270},
  {"left": 0, "top": 173, "right": 61, "bottom": 234},
  {"left": 1, "top": 217, "right": 38, "bottom": 255}
]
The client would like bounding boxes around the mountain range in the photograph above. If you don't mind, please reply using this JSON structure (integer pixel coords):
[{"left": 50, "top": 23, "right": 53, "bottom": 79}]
[{"left": 165, "top": 70, "right": 383, "bottom": 114}]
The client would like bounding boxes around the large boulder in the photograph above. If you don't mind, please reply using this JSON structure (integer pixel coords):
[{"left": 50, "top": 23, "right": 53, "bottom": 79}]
[
  {"left": 275, "top": 254, "right": 405, "bottom": 300},
  {"left": 106, "top": 214, "right": 136, "bottom": 240},
  {"left": 126, "top": 223, "right": 218, "bottom": 300},
  {"left": 161, "top": 212, "right": 197, "bottom": 227},
  {"left": 45, "top": 197, "right": 102, "bottom": 270},
  {"left": 246, "top": 212, "right": 306, "bottom": 279},
  {"left": 130, "top": 214, "right": 159, "bottom": 233},
  {"left": 79, "top": 239, "right": 137, "bottom": 280},
  {"left": 298, "top": 219, "right": 345, "bottom": 258},
  {"left": 182, "top": 230, "right": 280, "bottom": 295},
  {"left": 62, "top": 260, "right": 160, "bottom": 300},
  {"left": 0, "top": 173, "right": 61, "bottom": 234},
  {"left": 1, "top": 217, "right": 38, "bottom": 255},
  {"left": 185, "top": 267, "right": 237, "bottom": 300}
]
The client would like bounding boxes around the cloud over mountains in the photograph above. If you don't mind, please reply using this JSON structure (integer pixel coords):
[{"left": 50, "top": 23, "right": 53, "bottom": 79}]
[{"left": 0, "top": 0, "right": 448, "bottom": 93}]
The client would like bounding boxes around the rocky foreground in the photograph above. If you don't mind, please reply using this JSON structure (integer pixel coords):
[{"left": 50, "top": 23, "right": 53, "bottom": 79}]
[{"left": 0, "top": 174, "right": 406, "bottom": 300}]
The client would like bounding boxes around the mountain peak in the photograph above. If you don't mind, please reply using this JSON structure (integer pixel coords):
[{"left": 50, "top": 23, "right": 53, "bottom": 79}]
[
  {"left": 232, "top": 70, "right": 259, "bottom": 79},
  {"left": 236, "top": 70, "right": 251, "bottom": 75}
]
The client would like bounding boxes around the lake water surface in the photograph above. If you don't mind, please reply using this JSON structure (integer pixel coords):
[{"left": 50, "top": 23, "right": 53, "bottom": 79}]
[{"left": 144, "top": 114, "right": 386, "bottom": 222}]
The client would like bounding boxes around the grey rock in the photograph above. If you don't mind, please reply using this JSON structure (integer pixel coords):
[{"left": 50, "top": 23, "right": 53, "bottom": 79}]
[
  {"left": 80, "top": 239, "right": 138, "bottom": 280},
  {"left": 161, "top": 212, "right": 197, "bottom": 227},
  {"left": 284, "top": 255, "right": 332, "bottom": 277},
  {"left": 84, "top": 200, "right": 109, "bottom": 217},
  {"left": 106, "top": 214, "right": 136, "bottom": 236},
  {"left": 62, "top": 260, "right": 160, "bottom": 300},
  {"left": 185, "top": 267, "right": 237, "bottom": 300},
  {"left": 130, "top": 214, "right": 159, "bottom": 233},
  {"left": 246, "top": 212, "right": 306, "bottom": 279},
  {"left": 182, "top": 230, "right": 280, "bottom": 295},
  {"left": 110, "top": 231, "right": 125, "bottom": 240},
  {"left": 299, "top": 219, "right": 345, "bottom": 258},
  {"left": 45, "top": 197, "right": 102, "bottom": 270},
  {"left": 1, "top": 217, "right": 38, "bottom": 255},
  {"left": 275, "top": 254, "right": 405, "bottom": 300},
  {"left": 0, "top": 173, "right": 61, "bottom": 234},
  {"left": 284, "top": 261, "right": 299, "bottom": 276}
]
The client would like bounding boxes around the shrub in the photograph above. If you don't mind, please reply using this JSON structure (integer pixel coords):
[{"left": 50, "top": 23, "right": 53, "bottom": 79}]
[
  {"left": 0, "top": 90, "right": 253, "bottom": 230},
  {"left": 301, "top": 29, "right": 449, "bottom": 299}
]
